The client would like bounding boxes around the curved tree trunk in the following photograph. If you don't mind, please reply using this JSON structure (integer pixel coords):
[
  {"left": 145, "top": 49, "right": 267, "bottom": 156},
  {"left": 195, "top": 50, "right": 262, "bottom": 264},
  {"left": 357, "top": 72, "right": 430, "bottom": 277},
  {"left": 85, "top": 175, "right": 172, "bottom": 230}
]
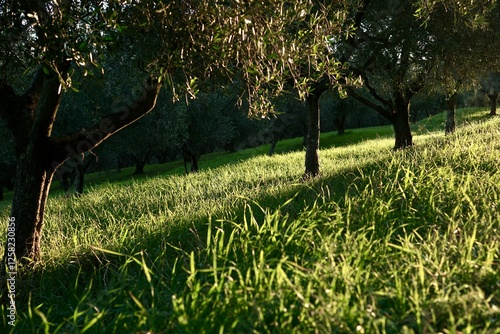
[
  {"left": 445, "top": 92, "right": 457, "bottom": 134},
  {"left": 304, "top": 93, "right": 321, "bottom": 178}
]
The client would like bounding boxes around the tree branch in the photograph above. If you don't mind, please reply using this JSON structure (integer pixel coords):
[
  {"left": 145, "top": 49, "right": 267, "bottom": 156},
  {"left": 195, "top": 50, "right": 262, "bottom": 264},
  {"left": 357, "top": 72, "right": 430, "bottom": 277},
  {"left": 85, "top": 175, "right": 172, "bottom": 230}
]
[
  {"left": 346, "top": 86, "right": 391, "bottom": 119},
  {"left": 349, "top": 64, "right": 393, "bottom": 110},
  {"left": 49, "top": 79, "right": 162, "bottom": 168}
]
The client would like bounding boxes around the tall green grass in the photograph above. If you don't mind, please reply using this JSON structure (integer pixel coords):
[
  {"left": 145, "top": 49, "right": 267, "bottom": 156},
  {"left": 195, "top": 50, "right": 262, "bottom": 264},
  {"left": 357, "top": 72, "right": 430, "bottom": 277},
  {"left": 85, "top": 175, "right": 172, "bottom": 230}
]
[{"left": 1, "top": 108, "right": 499, "bottom": 333}]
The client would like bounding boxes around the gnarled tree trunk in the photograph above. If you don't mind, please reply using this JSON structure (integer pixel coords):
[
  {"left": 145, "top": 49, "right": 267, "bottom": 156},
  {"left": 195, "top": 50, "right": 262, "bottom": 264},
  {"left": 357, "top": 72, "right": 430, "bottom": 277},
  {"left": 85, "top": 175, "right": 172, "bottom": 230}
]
[
  {"left": 4, "top": 68, "right": 64, "bottom": 262},
  {"left": 11, "top": 159, "right": 55, "bottom": 262},
  {"left": 1, "top": 66, "right": 162, "bottom": 264}
]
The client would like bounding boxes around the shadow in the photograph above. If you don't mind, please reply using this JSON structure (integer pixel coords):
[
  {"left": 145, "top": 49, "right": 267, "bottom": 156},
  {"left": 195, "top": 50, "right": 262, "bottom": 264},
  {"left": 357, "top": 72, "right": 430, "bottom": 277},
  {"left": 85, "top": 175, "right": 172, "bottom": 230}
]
[
  {"left": 3, "top": 109, "right": 496, "bottom": 331},
  {"left": 2, "top": 142, "right": 416, "bottom": 320}
]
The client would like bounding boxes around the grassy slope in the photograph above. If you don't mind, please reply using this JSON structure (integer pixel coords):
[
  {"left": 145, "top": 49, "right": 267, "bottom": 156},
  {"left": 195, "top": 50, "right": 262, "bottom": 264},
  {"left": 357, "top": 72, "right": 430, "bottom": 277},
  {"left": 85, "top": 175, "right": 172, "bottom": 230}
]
[{"left": 1, "top": 108, "right": 499, "bottom": 333}]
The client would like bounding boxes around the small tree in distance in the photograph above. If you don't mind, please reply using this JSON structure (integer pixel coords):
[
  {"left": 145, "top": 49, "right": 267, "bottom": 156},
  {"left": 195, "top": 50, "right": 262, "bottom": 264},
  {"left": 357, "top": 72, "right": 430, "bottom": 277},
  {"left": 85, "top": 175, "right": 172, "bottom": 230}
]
[
  {"left": 480, "top": 72, "right": 500, "bottom": 116},
  {"left": 420, "top": 1, "right": 500, "bottom": 133}
]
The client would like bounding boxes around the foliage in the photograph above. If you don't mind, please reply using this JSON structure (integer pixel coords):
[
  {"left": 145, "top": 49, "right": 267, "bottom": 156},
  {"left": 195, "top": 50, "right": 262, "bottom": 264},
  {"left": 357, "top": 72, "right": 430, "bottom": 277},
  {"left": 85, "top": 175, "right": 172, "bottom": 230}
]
[
  {"left": 410, "top": 91, "right": 446, "bottom": 122},
  {"left": 183, "top": 90, "right": 241, "bottom": 157},
  {"left": 173, "top": 1, "right": 358, "bottom": 114},
  {"left": 338, "top": 1, "right": 436, "bottom": 110},
  {"left": 415, "top": 0, "right": 498, "bottom": 29},
  {"left": 421, "top": 0, "right": 500, "bottom": 97},
  {"left": 1, "top": 109, "right": 498, "bottom": 332},
  {"left": 99, "top": 89, "right": 186, "bottom": 172}
]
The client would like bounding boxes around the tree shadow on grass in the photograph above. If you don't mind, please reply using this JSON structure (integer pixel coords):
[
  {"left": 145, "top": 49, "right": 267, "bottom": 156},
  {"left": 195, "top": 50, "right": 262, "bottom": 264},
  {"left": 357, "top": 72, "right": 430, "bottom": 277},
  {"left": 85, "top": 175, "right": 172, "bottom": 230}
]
[
  {"left": 6, "top": 116, "right": 497, "bottom": 331},
  {"left": 4, "top": 144, "right": 404, "bottom": 315}
]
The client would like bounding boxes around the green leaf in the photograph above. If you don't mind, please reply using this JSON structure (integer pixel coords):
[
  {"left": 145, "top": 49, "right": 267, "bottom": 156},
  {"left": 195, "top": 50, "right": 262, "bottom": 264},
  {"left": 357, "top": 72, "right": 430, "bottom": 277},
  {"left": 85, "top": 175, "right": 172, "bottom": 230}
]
[{"left": 77, "top": 41, "right": 87, "bottom": 51}]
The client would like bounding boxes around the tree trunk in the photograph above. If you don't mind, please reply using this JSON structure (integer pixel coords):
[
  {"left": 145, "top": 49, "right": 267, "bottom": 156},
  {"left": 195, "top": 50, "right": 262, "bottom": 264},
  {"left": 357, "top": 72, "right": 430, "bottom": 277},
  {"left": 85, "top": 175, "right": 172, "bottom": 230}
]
[
  {"left": 74, "top": 166, "right": 85, "bottom": 195},
  {"left": 488, "top": 93, "right": 498, "bottom": 116},
  {"left": 191, "top": 156, "right": 199, "bottom": 173},
  {"left": 391, "top": 94, "right": 413, "bottom": 149},
  {"left": 333, "top": 114, "right": 347, "bottom": 135},
  {"left": 2, "top": 68, "right": 64, "bottom": 263},
  {"left": 446, "top": 92, "right": 457, "bottom": 134},
  {"left": 304, "top": 93, "right": 321, "bottom": 178},
  {"left": 182, "top": 144, "right": 199, "bottom": 174},
  {"left": 133, "top": 161, "right": 146, "bottom": 175},
  {"left": 268, "top": 138, "right": 278, "bottom": 156},
  {"left": 73, "top": 154, "right": 95, "bottom": 195},
  {"left": 1, "top": 66, "right": 162, "bottom": 264},
  {"left": 133, "top": 150, "right": 152, "bottom": 175},
  {"left": 9, "top": 157, "right": 55, "bottom": 262},
  {"left": 346, "top": 86, "right": 415, "bottom": 150}
]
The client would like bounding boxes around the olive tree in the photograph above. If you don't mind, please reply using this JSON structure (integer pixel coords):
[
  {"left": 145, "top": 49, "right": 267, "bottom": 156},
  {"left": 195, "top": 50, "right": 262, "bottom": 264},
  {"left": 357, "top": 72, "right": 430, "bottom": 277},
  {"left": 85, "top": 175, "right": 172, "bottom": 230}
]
[
  {"left": 335, "top": 0, "right": 444, "bottom": 149},
  {"left": 335, "top": 0, "right": 500, "bottom": 140},
  {"left": 0, "top": 0, "right": 233, "bottom": 264},
  {"left": 480, "top": 72, "right": 500, "bottom": 116},
  {"left": 191, "top": 1, "right": 356, "bottom": 177},
  {"left": 419, "top": 0, "right": 500, "bottom": 132}
]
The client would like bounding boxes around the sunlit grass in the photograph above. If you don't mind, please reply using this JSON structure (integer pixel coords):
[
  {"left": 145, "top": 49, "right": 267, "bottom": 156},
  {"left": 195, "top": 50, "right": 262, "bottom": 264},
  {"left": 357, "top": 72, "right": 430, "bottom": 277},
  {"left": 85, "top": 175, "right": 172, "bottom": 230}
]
[{"left": 1, "top": 108, "right": 499, "bottom": 333}]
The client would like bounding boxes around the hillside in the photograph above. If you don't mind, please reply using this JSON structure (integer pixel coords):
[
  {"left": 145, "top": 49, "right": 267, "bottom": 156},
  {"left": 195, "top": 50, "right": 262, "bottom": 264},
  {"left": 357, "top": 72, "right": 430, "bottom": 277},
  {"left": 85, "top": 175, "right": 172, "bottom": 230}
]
[{"left": 1, "top": 108, "right": 499, "bottom": 333}]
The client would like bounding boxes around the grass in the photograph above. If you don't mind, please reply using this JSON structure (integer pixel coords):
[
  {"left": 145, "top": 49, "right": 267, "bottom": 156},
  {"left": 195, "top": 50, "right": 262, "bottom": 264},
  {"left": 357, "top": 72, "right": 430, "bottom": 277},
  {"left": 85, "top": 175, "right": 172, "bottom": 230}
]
[{"left": 0, "top": 107, "right": 499, "bottom": 333}]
